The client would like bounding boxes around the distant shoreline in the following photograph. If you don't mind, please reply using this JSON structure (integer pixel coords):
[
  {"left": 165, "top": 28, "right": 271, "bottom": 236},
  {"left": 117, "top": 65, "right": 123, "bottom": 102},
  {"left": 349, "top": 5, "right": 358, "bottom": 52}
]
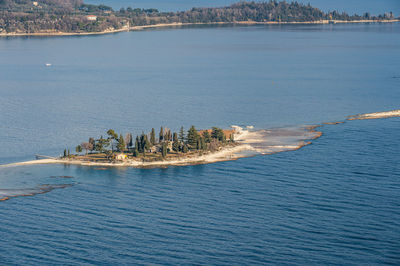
[{"left": 1, "top": 19, "right": 399, "bottom": 37}]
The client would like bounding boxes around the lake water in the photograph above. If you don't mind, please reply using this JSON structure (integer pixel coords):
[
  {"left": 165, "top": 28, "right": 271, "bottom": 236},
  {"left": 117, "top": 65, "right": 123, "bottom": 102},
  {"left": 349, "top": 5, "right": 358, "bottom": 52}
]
[{"left": 0, "top": 23, "right": 399, "bottom": 264}]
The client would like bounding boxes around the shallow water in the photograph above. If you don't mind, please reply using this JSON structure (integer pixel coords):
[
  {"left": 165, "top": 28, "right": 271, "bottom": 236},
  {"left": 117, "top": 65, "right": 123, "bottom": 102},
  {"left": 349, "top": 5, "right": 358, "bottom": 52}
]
[
  {"left": 0, "top": 23, "right": 399, "bottom": 264},
  {"left": 0, "top": 119, "right": 399, "bottom": 264}
]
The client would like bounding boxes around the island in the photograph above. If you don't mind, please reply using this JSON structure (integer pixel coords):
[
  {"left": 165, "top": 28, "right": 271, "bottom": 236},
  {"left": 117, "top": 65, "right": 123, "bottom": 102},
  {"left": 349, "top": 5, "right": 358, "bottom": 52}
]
[
  {"left": 1, "top": 109, "right": 398, "bottom": 169},
  {"left": 0, "top": 0, "right": 398, "bottom": 36},
  {"left": 57, "top": 126, "right": 246, "bottom": 167}
]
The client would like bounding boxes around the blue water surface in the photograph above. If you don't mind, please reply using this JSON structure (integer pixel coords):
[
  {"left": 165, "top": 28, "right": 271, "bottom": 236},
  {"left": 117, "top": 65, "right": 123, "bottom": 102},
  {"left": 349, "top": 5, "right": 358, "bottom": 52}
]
[{"left": 0, "top": 22, "right": 399, "bottom": 264}]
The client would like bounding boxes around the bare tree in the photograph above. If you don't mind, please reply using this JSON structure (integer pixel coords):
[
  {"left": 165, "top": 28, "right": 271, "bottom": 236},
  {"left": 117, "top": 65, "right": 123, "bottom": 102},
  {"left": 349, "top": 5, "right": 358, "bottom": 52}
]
[{"left": 81, "top": 142, "right": 93, "bottom": 155}]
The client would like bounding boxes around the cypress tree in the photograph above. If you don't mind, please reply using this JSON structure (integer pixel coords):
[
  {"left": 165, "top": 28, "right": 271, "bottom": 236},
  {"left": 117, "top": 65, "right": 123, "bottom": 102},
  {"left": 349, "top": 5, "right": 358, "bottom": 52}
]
[
  {"left": 161, "top": 142, "right": 167, "bottom": 158},
  {"left": 144, "top": 135, "right": 151, "bottom": 151},
  {"left": 196, "top": 137, "right": 201, "bottom": 150},
  {"left": 150, "top": 128, "right": 156, "bottom": 145},
  {"left": 135, "top": 136, "right": 141, "bottom": 152},
  {"left": 140, "top": 133, "right": 146, "bottom": 152},
  {"left": 63, "top": 149, "right": 67, "bottom": 157},
  {"left": 172, "top": 132, "right": 179, "bottom": 152},
  {"left": 133, "top": 145, "right": 139, "bottom": 157},
  {"left": 117, "top": 134, "right": 125, "bottom": 152},
  {"left": 159, "top": 126, "right": 164, "bottom": 143}
]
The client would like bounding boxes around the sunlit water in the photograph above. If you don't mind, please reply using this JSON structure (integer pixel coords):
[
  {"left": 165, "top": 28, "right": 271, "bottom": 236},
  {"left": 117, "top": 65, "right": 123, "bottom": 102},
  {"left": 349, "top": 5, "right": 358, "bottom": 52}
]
[{"left": 0, "top": 23, "right": 399, "bottom": 264}]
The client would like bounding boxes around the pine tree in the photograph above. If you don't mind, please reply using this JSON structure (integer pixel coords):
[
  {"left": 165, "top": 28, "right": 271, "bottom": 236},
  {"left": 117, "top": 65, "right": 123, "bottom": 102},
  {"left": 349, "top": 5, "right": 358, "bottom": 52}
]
[
  {"left": 200, "top": 137, "right": 207, "bottom": 150},
  {"left": 117, "top": 134, "right": 125, "bottom": 152},
  {"left": 150, "top": 128, "right": 156, "bottom": 145},
  {"left": 211, "top": 127, "right": 225, "bottom": 142},
  {"left": 187, "top": 125, "right": 199, "bottom": 150},
  {"left": 179, "top": 126, "right": 185, "bottom": 143},
  {"left": 202, "top": 131, "right": 211, "bottom": 143},
  {"left": 182, "top": 144, "right": 188, "bottom": 153},
  {"left": 107, "top": 129, "right": 118, "bottom": 151},
  {"left": 63, "top": 149, "right": 67, "bottom": 157}
]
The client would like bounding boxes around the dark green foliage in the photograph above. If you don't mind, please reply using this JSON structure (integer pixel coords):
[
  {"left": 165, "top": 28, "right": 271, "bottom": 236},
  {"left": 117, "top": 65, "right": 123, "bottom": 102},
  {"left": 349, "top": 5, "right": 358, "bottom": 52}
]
[
  {"left": 161, "top": 142, "right": 167, "bottom": 158},
  {"left": 0, "top": 1, "right": 393, "bottom": 35},
  {"left": 63, "top": 149, "right": 67, "bottom": 157},
  {"left": 200, "top": 137, "right": 206, "bottom": 150},
  {"left": 182, "top": 144, "right": 188, "bottom": 153},
  {"left": 133, "top": 145, "right": 139, "bottom": 157},
  {"left": 187, "top": 125, "right": 199, "bottom": 149},
  {"left": 140, "top": 133, "right": 151, "bottom": 152},
  {"left": 95, "top": 135, "right": 110, "bottom": 153},
  {"left": 75, "top": 145, "right": 82, "bottom": 153},
  {"left": 150, "top": 128, "right": 156, "bottom": 145},
  {"left": 107, "top": 129, "right": 118, "bottom": 151},
  {"left": 202, "top": 131, "right": 211, "bottom": 143},
  {"left": 211, "top": 127, "right": 225, "bottom": 142},
  {"left": 172, "top": 132, "right": 180, "bottom": 152},
  {"left": 135, "top": 136, "right": 141, "bottom": 152},
  {"left": 196, "top": 138, "right": 202, "bottom": 150},
  {"left": 179, "top": 126, "right": 185, "bottom": 143},
  {"left": 159, "top": 126, "right": 164, "bottom": 143},
  {"left": 117, "top": 133, "right": 125, "bottom": 152}
]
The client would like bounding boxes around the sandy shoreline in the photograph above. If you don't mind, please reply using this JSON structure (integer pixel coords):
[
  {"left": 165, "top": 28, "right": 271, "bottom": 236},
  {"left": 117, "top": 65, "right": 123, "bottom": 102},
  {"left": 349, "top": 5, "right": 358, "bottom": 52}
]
[
  {"left": 0, "top": 144, "right": 254, "bottom": 168},
  {"left": 347, "top": 110, "right": 400, "bottom": 120},
  {"left": 0, "top": 19, "right": 398, "bottom": 37}
]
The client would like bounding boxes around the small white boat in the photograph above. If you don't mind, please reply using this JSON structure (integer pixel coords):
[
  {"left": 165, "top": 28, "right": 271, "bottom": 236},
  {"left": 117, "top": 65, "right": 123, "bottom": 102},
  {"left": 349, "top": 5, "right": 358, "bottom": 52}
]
[{"left": 45, "top": 63, "right": 52, "bottom": 67}]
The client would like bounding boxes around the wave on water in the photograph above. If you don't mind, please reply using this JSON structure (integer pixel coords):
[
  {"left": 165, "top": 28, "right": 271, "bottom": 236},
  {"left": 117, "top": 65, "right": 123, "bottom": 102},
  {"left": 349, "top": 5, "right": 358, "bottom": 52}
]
[{"left": 0, "top": 184, "right": 73, "bottom": 202}]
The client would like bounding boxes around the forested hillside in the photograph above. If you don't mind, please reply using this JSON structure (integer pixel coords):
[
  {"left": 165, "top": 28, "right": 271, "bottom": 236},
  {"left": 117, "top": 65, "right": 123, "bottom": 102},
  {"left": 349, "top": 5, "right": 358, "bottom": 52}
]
[{"left": 0, "top": 0, "right": 397, "bottom": 34}]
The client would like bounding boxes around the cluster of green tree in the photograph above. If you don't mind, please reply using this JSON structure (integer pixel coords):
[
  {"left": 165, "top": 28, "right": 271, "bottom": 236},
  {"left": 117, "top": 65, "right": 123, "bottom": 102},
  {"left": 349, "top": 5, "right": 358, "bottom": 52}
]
[
  {"left": 0, "top": 0, "right": 83, "bottom": 12},
  {"left": 1, "top": 0, "right": 396, "bottom": 34},
  {"left": 0, "top": 11, "right": 124, "bottom": 33},
  {"left": 74, "top": 126, "right": 233, "bottom": 160},
  {"left": 121, "top": 1, "right": 396, "bottom": 26}
]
